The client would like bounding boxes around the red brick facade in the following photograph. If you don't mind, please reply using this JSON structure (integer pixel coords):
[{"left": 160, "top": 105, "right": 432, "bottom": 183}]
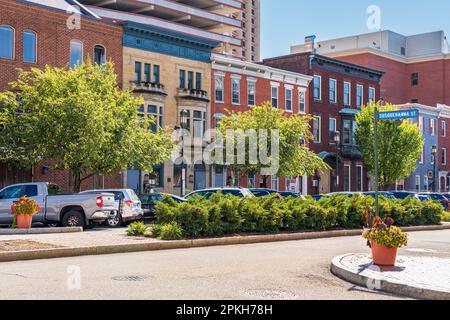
[
  {"left": 210, "top": 55, "right": 311, "bottom": 192},
  {"left": 263, "top": 53, "right": 383, "bottom": 194},
  {"left": 0, "top": 0, "right": 123, "bottom": 190}
]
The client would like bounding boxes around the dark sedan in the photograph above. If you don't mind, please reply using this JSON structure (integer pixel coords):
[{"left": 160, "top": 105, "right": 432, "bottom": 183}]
[
  {"left": 249, "top": 188, "right": 281, "bottom": 198},
  {"left": 139, "top": 193, "right": 186, "bottom": 219},
  {"left": 419, "top": 193, "right": 450, "bottom": 209}
]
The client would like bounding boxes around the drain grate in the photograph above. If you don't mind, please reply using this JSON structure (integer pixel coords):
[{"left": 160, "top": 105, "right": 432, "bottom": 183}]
[
  {"left": 112, "top": 275, "right": 153, "bottom": 282},
  {"left": 245, "top": 289, "right": 298, "bottom": 300}
]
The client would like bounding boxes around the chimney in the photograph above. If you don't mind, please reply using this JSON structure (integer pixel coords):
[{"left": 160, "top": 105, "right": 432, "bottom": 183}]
[{"left": 304, "top": 35, "right": 317, "bottom": 53}]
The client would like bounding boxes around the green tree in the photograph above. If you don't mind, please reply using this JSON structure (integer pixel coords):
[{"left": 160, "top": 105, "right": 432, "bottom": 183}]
[
  {"left": 0, "top": 61, "right": 174, "bottom": 192},
  {"left": 355, "top": 102, "right": 423, "bottom": 189},
  {"left": 215, "top": 103, "right": 329, "bottom": 186}
]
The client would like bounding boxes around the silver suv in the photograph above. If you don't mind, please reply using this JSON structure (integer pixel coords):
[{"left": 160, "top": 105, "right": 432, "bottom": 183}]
[
  {"left": 80, "top": 189, "right": 143, "bottom": 227},
  {"left": 184, "top": 188, "right": 254, "bottom": 200}
]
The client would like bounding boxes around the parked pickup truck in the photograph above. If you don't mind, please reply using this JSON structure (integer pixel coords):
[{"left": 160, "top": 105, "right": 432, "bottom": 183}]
[{"left": 0, "top": 182, "right": 116, "bottom": 227}]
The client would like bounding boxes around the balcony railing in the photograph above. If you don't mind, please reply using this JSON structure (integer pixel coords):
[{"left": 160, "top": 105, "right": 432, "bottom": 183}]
[
  {"left": 131, "top": 81, "right": 167, "bottom": 95},
  {"left": 177, "top": 88, "right": 209, "bottom": 102}
]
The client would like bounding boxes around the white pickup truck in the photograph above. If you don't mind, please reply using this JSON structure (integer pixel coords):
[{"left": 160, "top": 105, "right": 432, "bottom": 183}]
[{"left": 0, "top": 182, "right": 116, "bottom": 227}]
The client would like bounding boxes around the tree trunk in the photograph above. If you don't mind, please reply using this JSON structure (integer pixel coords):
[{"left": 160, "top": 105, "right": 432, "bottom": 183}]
[{"left": 72, "top": 171, "right": 82, "bottom": 193}]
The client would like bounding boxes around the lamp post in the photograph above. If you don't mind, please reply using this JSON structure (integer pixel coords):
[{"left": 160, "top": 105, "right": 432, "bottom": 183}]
[
  {"left": 431, "top": 145, "right": 438, "bottom": 192},
  {"left": 334, "top": 131, "right": 340, "bottom": 192},
  {"left": 180, "top": 109, "right": 189, "bottom": 197}
]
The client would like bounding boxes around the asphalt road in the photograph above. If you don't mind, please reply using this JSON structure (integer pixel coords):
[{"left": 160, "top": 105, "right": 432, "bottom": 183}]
[{"left": 1, "top": 230, "right": 449, "bottom": 300}]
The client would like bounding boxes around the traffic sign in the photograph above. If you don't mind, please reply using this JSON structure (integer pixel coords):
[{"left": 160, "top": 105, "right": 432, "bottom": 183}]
[{"left": 378, "top": 110, "right": 419, "bottom": 121}]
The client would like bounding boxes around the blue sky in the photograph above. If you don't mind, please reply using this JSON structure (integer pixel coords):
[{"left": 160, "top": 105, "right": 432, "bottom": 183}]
[{"left": 261, "top": 0, "right": 450, "bottom": 59}]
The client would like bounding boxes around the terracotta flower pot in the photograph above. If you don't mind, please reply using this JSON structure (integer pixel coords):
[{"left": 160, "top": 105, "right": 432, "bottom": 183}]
[
  {"left": 16, "top": 214, "right": 33, "bottom": 229},
  {"left": 371, "top": 241, "right": 398, "bottom": 266}
]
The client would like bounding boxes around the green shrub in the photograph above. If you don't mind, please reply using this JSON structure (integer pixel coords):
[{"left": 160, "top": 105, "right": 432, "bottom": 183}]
[
  {"left": 126, "top": 221, "right": 150, "bottom": 237},
  {"left": 345, "top": 195, "right": 373, "bottom": 229},
  {"left": 442, "top": 211, "right": 450, "bottom": 222},
  {"left": 176, "top": 203, "right": 209, "bottom": 238},
  {"left": 421, "top": 201, "right": 444, "bottom": 225},
  {"left": 158, "top": 222, "right": 184, "bottom": 240}
]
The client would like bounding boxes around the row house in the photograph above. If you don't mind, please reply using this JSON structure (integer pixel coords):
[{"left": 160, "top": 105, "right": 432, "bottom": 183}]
[
  {"left": 262, "top": 50, "right": 384, "bottom": 195},
  {"left": 210, "top": 54, "right": 312, "bottom": 194},
  {"left": 0, "top": 0, "right": 123, "bottom": 191}
]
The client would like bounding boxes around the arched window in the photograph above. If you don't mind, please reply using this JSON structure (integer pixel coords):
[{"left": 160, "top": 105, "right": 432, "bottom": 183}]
[
  {"left": 0, "top": 25, "right": 14, "bottom": 59},
  {"left": 70, "top": 40, "right": 83, "bottom": 68},
  {"left": 93, "top": 45, "right": 106, "bottom": 65},
  {"left": 23, "top": 30, "right": 37, "bottom": 63}
]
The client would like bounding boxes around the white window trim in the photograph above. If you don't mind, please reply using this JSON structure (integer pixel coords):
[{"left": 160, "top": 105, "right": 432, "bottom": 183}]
[
  {"left": 344, "top": 81, "right": 351, "bottom": 106},
  {"left": 271, "top": 86, "right": 279, "bottom": 109},
  {"left": 214, "top": 75, "right": 224, "bottom": 103},
  {"left": 369, "top": 87, "right": 376, "bottom": 102},
  {"left": 23, "top": 29, "right": 37, "bottom": 64},
  {"left": 424, "top": 176, "right": 429, "bottom": 192},
  {"left": 0, "top": 25, "right": 15, "bottom": 60},
  {"left": 298, "top": 88, "right": 306, "bottom": 114},
  {"left": 344, "top": 164, "right": 351, "bottom": 192},
  {"left": 431, "top": 119, "right": 436, "bottom": 136},
  {"left": 356, "top": 165, "right": 363, "bottom": 192},
  {"left": 313, "top": 75, "right": 322, "bottom": 101},
  {"left": 356, "top": 84, "right": 364, "bottom": 107},
  {"left": 442, "top": 120, "right": 446, "bottom": 138},
  {"left": 247, "top": 79, "right": 256, "bottom": 107},
  {"left": 285, "top": 87, "right": 293, "bottom": 113},
  {"left": 415, "top": 175, "right": 421, "bottom": 192},
  {"left": 443, "top": 147, "right": 447, "bottom": 165},
  {"left": 419, "top": 146, "right": 424, "bottom": 164},
  {"left": 329, "top": 78, "right": 337, "bottom": 103},
  {"left": 231, "top": 78, "right": 240, "bottom": 105},
  {"left": 70, "top": 39, "right": 83, "bottom": 68},
  {"left": 419, "top": 116, "right": 424, "bottom": 133},
  {"left": 313, "top": 115, "right": 321, "bottom": 144}
]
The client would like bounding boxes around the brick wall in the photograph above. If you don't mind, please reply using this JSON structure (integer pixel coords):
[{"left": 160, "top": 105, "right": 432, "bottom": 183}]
[{"left": 0, "top": 0, "right": 124, "bottom": 191}]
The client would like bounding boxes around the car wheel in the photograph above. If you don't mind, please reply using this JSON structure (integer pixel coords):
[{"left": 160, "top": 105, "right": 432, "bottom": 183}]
[
  {"left": 62, "top": 211, "right": 85, "bottom": 228},
  {"left": 105, "top": 214, "right": 123, "bottom": 228},
  {"left": 46, "top": 222, "right": 60, "bottom": 228}
]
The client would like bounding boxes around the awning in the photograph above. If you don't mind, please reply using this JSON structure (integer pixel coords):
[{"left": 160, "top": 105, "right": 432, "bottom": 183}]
[
  {"left": 339, "top": 108, "right": 360, "bottom": 116},
  {"left": 317, "top": 151, "right": 342, "bottom": 165}
]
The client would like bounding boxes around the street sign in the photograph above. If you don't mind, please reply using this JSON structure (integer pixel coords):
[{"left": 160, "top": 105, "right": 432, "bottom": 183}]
[{"left": 378, "top": 110, "right": 419, "bottom": 121}]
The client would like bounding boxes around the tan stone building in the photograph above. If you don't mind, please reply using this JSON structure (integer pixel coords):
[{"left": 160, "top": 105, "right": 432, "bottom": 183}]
[{"left": 122, "top": 22, "right": 218, "bottom": 196}]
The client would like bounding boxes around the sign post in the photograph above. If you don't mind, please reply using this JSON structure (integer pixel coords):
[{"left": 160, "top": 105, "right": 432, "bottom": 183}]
[{"left": 372, "top": 109, "right": 419, "bottom": 225}]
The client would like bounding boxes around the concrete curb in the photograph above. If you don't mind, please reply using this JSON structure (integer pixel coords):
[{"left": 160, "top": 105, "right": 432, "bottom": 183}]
[
  {"left": 0, "top": 224, "right": 449, "bottom": 263},
  {"left": 331, "top": 254, "right": 450, "bottom": 300},
  {"left": 0, "top": 227, "right": 83, "bottom": 235}
]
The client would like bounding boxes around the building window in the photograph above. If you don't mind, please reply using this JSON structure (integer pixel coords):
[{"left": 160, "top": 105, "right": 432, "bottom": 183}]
[
  {"left": 23, "top": 30, "right": 37, "bottom": 63},
  {"left": 411, "top": 73, "right": 419, "bottom": 86},
  {"left": 419, "top": 116, "right": 424, "bottom": 133},
  {"left": 343, "top": 119, "right": 352, "bottom": 145},
  {"left": 369, "top": 87, "right": 376, "bottom": 102},
  {"left": 356, "top": 166, "right": 363, "bottom": 192},
  {"left": 343, "top": 82, "right": 351, "bottom": 106},
  {"left": 247, "top": 80, "right": 256, "bottom": 106},
  {"left": 298, "top": 91, "right": 306, "bottom": 114},
  {"left": 442, "top": 148, "right": 447, "bottom": 165},
  {"left": 329, "top": 117, "right": 336, "bottom": 140},
  {"left": 415, "top": 176, "right": 420, "bottom": 192},
  {"left": 430, "top": 119, "right": 436, "bottom": 136},
  {"left": 153, "top": 65, "right": 160, "bottom": 84},
  {"left": 356, "top": 84, "right": 363, "bottom": 108},
  {"left": 232, "top": 78, "right": 240, "bottom": 104},
  {"left": 134, "top": 62, "right": 142, "bottom": 83},
  {"left": 179, "top": 70, "right": 186, "bottom": 88},
  {"left": 193, "top": 110, "right": 205, "bottom": 138},
  {"left": 148, "top": 105, "right": 163, "bottom": 133},
  {"left": 248, "top": 173, "right": 256, "bottom": 188},
  {"left": 271, "top": 86, "right": 279, "bottom": 108},
  {"left": 144, "top": 63, "right": 151, "bottom": 83},
  {"left": 93, "top": 45, "right": 105, "bottom": 65},
  {"left": 424, "top": 175, "right": 429, "bottom": 192},
  {"left": 313, "top": 116, "right": 321, "bottom": 143},
  {"left": 195, "top": 72, "right": 202, "bottom": 90},
  {"left": 329, "top": 79, "right": 337, "bottom": 103},
  {"left": 187, "top": 71, "right": 194, "bottom": 89},
  {"left": 70, "top": 40, "right": 83, "bottom": 68},
  {"left": 313, "top": 76, "right": 321, "bottom": 100},
  {"left": 0, "top": 25, "right": 14, "bottom": 59},
  {"left": 344, "top": 165, "right": 351, "bottom": 192},
  {"left": 442, "top": 120, "right": 446, "bottom": 137},
  {"left": 215, "top": 75, "right": 224, "bottom": 103},
  {"left": 285, "top": 88, "right": 293, "bottom": 112},
  {"left": 271, "top": 176, "right": 279, "bottom": 191}
]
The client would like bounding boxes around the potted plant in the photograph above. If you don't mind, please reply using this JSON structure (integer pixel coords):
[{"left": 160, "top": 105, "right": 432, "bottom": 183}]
[
  {"left": 363, "top": 216, "right": 408, "bottom": 266},
  {"left": 10, "top": 196, "right": 40, "bottom": 229}
]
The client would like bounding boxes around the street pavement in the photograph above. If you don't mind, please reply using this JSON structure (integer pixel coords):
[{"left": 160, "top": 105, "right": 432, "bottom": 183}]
[{"left": 1, "top": 230, "right": 449, "bottom": 300}]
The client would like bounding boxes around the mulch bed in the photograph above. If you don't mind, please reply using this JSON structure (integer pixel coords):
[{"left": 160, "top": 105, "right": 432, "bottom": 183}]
[{"left": 0, "top": 240, "right": 62, "bottom": 252}]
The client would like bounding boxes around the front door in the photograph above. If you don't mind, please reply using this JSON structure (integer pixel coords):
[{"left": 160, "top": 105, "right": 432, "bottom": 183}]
[
  {"left": 318, "top": 169, "right": 331, "bottom": 194},
  {"left": 194, "top": 164, "right": 206, "bottom": 190},
  {"left": 127, "top": 170, "right": 141, "bottom": 195},
  {"left": 214, "top": 166, "right": 224, "bottom": 188}
]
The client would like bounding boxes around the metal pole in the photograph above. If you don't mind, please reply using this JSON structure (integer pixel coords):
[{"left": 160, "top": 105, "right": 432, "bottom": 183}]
[{"left": 373, "top": 106, "right": 380, "bottom": 225}]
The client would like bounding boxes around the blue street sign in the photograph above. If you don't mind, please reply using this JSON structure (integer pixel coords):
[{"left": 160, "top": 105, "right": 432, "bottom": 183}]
[{"left": 378, "top": 110, "right": 419, "bottom": 121}]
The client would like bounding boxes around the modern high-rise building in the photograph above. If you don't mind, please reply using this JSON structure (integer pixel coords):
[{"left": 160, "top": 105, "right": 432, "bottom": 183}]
[{"left": 77, "top": 0, "right": 260, "bottom": 61}]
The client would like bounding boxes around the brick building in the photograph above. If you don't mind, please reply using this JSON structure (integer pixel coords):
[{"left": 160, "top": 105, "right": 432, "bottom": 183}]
[
  {"left": 0, "top": 0, "right": 123, "bottom": 190},
  {"left": 210, "top": 54, "right": 312, "bottom": 193},
  {"left": 291, "top": 31, "right": 450, "bottom": 191},
  {"left": 262, "top": 50, "right": 384, "bottom": 194}
]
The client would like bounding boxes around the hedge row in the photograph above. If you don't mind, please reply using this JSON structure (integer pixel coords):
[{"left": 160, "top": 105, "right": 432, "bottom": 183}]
[{"left": 152, "top": 194, "right": 444, "bottom": 240}]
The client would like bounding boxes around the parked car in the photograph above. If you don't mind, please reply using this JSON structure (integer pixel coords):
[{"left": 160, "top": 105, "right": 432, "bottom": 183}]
[
  {"left": 80, "top": 189, "right": 143, "bottom": 227},
  {"left": 312, "top": 194, "right": 327, "bottom": 201},
  {"left": 0, "top": 182, "right": 116, "bottom": 227},
  {"left": 278, "top": 191, "right": 306, "bottom": 199},
  {"left": 419, "top": 193, "right": 450, "bottom": 209},
  {"left": 184, "top": 188, "right": 254, "bottom": 200},
  {"left": 139, "top": 193, "right": 186, "bottom": 219},
  {"left": 249, "top": 188, "right": 281, "bottom": 198},
  {"left": 388, "top": 191, "right": 429, "bottom": 201},
  {"left": 326, "top": 192, "right": 361, "bottom": 198},
  {"left": 363, "top": 192, "right": 396, "bottom": 200}
]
